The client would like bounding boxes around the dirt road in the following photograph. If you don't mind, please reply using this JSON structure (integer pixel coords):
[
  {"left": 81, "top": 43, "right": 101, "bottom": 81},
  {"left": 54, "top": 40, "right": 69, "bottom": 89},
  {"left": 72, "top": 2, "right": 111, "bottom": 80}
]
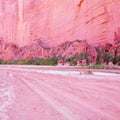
[{"left": 0, "top": 65, "right": 120, "bottom": 120}]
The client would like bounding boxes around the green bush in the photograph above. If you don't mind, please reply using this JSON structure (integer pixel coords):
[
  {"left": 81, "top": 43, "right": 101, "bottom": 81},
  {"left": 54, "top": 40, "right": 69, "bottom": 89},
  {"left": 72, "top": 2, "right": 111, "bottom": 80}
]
[
  {"left": 70, "top": 60, "right": 77, "bottom": 66},
  {"left": 96, "top": 50, "right": 102, "bottom": 65},
  {"left": 28, "top": 58, "right": 58, "bottom": 66},
  {"left": 17, "top": 60, "right": 32, "bottom": 65},
  {"left": 78, "top": 53, "right": 89, "bottom": 64},
  {"left": 104, "top": 52, "right": 111, "bottom": 64},
  {"left": 0, "top": 59, "right": 3, "bottom": 64},
  {"left": 0, "top": 58, "right": 58, "bottom": 66},
  {"left": 68, "top": 53, "right": 89, "bottom": 65},
  {"left": 65, "top": 56, "right": 77, "bottom": 66},
  {"left": 88, "top": 64, "right": 116, "bottom": 69},
  {"left": 111, "top": 56, "right": 120, "bottom": 65}
]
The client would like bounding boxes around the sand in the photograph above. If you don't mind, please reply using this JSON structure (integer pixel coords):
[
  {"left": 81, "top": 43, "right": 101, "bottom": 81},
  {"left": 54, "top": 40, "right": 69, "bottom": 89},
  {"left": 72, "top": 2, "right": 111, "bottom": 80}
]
[{"left": 0, "top": 65, "right": 120, "bottom": 120}]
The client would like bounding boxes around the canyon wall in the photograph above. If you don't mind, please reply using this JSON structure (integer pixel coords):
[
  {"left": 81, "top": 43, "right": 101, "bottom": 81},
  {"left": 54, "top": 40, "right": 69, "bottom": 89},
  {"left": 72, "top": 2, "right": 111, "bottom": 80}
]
[{"left": 0, "top": 0, "right": 120, "bottom": 47}]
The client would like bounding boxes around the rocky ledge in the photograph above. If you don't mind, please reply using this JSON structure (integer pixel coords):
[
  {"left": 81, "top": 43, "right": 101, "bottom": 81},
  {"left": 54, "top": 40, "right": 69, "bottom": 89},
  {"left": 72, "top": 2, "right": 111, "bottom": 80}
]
[{"left": 0, "top": 39, "right": 120, "bottom": 66}]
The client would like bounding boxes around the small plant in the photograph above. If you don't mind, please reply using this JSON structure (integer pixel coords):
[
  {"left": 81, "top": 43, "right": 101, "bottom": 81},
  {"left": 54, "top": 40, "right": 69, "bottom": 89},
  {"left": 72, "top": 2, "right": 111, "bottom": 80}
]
[
  {"left": 25, "top": 58, "right": 58, "bottom": 66},
  {"left": 78, "top": 53, "right": 89, "bottom": 63},
  {"left": 96, "top": 51, "right": 102, "bottom": 64},
  {"left": 17, "top": 60, "right": 32, "bottom": 65},
  {"left": 65, "top": 57, "right": 75, "bottom": 66},
  {"left": 0, "top": 58, "right": 58, "bottom": 66},
  {"left": 87, "top": 64, "right": 117, "bottom": 69},
  {"left": 0, "top": 59, "right": 3, "bottom": 64},
  {"left": 104, "top": 52, "right": 111, "bottom": 64},
  {"left": 111, "top": 56, "right": 120, "bottom": 65},
  {"left": 70, "top": 60, "right": 77, "bottom": 66}
]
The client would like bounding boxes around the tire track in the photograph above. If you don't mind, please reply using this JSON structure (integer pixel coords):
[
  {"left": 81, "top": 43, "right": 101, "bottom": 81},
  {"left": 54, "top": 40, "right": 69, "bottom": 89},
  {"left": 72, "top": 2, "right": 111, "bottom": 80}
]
[
  {"left": 1, "top": 66, "right": 120, "bottom": 120},
  {"left": 21, "top": 77, "right": 80, "bottom": 120},
  {"left": 16, "top": 72, "right": 116, "bottom": 120}
]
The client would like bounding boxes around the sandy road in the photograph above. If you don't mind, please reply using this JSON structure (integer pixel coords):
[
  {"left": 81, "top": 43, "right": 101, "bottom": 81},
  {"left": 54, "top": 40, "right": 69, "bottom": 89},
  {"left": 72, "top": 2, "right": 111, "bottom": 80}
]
[{"left": 0, "top": 65, "right": 120, "bottom": 120}]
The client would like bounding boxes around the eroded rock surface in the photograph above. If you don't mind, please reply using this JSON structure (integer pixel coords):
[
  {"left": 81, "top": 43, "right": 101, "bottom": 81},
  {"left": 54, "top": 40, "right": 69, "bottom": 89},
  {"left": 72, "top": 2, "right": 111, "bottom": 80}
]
[
  {"left": 0, "top": 0, "right": 120, "bottom": 47},
  {"left": 0, "top": 39, "right": 120, "bottom": 65}
]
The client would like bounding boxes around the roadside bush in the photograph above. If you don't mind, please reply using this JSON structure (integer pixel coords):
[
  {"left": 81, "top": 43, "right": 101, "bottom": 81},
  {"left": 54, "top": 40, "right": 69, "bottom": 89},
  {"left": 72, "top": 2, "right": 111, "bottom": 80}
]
[
  {"left": 0, "top": 59, "right": 3, "bottom": 64},
  {"left": 70, "top": 60, "right": 77, "bottom": 66},
  {"left": 111, "top": 56, "right": 120, "bottom": 65},
  {"left": 88, "top": 64, "right": 116, "bottom": 69},
  {"left": 96, "top": 50, "right": 102, "bottom": 65},
  {"left": 0, "top": 58, "right": 58, "bottom": 66},
  {"left": 17, "top": 60, "right": 32, "bottom": 65},
  {"left": 65, "top": 56, "right": 77, "bottom": 66},
  {"left": 77, "top": 53, "right": 88, "bottom": 62},
  {"left": 29, "top": 58, "right": 58, "bottom": 66},
  {"left": 104, "top": 52, "right": 111, "bottom": 64}
]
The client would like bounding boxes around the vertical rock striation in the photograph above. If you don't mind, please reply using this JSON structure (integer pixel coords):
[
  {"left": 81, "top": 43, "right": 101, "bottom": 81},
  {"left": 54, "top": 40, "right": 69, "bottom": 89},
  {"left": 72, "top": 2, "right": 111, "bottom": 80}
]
[{"left": 0, "top": 0, "right": 120, "bottom": 47}]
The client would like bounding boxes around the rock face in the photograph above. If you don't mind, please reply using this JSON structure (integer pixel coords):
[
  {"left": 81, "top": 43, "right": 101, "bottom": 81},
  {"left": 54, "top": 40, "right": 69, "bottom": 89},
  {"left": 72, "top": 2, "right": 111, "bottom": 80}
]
[
  {"left": 0, "top": 0, "right": 120, "bottom": 47},
  {"left": 50, "top": 40, "right": 97, "bottom": 63},
  {"left": 0, "top": 0, "right": 120, "bottom": 65},
  {"left": 109, "top": 42, "right": 120, "bottom": 56},
  {"left": 0, "top": 39, "right": 120, "bottom": 65},
  {"left": 0, "top": 40, "right": 49, "bottom": 60}
]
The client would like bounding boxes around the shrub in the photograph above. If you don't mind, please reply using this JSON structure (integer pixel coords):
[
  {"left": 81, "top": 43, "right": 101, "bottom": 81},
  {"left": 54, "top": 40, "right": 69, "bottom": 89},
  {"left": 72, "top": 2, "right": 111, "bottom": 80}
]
[
  {"left": 96, "top": 50, "right": 102, "bottom": 64},
  {"left": 79, "top": 53, "right": 89, "bottom": 64},
  {"left": 76, "top": 53, "right": 89, "bottom": 64},
  {"left": 111, "top": 56, "right": 120, "bottom": 65},
  {"left": 70, "top": 60, "right": 77, "bottom": 66},
  {"left": 65, "top": 56, "right": 77, "bottom": 66},
  {"left": 0, "top": 59, "right": 3, "bottom": 64},
  {"left": 104, "top": 52, "right": 111, "bottom": 64},
  {"left": 0, "top": 58, "right": 58, "bottom": 66},
  {"left": 29, "top": 58, "right": 58, "bottom": 66},
  {"left": 88, "top": 64, "right": 116, "bottom": 69},
  {"left": 17, "top": 60, "right": 32, "bottom": 65}
]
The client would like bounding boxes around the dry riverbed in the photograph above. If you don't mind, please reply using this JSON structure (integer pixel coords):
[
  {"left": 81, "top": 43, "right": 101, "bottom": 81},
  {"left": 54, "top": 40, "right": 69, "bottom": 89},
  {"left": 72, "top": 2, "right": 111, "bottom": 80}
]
[{"left": 0, "top": 65, "right": 120, "bottom": 120}]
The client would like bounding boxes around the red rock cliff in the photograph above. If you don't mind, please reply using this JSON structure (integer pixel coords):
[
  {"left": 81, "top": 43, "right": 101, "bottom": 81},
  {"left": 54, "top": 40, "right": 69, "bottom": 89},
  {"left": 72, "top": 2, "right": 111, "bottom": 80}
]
[{"left": 0, "top": 0, "right": 120, "bottom": 47}]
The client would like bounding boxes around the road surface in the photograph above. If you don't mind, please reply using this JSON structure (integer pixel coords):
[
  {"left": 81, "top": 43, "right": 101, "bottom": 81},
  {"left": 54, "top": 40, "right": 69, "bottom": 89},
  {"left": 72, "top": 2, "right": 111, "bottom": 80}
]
[{"left": 0, "top": 65, "right": 120, "bottom": 120}]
